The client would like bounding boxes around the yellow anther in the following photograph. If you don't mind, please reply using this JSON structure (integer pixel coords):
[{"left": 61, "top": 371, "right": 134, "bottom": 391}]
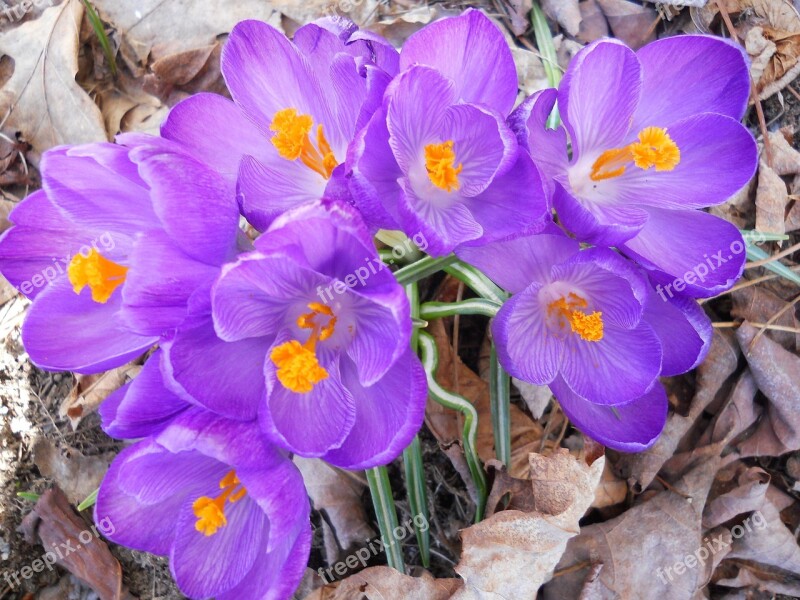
[
  {"left": 193, "top": 470, "right": 247, "bottom": 537},
  {"left": 67, "top": 249, "right": 128, "bottom": 304},
  {"left": 547, "top": 293, "right": 604, "bottom": 342},
  {"left": 425, "top": 141, "right": 463, "bottom": 192},
  {"left": 590, "top": 126, "right": 680, "bottom": 182},
  {"left": 269, "top": 108, "right": 338, "bottom": 179},
  {"left": 270, "top": 303, "right": 337, "bottom": 394}
]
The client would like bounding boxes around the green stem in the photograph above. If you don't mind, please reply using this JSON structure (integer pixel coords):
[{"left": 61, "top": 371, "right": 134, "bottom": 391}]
[
  {"left": 489, "top": 344, "right": 512, "bottom": 466},
  {"left": 531, "top": 1, "right": 561, "bottom": 127},
  {"left": 418, "top": 331, "right": 487, "bottom": 522},
  {"left": 77, "top": 488, "right": 99, "bottom": 511},
  {"left": 420, "top": 299, "right": 501, "bottom": 320},
  {"left": 402, "top": 436, "right": 430, "bottom": 567},
  {"left": 394, "top": 254, "right": 457, "bottom": 285},
  {"left": 444, "top": 261, "right": 505, "bottom": 303},
  {"left": 366, "top": 466, "right": 405, "bottom": 574},
  {"left": 402, "top": 283, "right": 430, "bottom": 567}
]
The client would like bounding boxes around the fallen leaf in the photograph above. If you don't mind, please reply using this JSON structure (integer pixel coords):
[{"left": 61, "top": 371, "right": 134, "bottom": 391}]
[
  {"left": 32, "top": 438, "right": 111, "bottom": 506},
  {"left": 0, "top": 0, "right": 107, "bottom": 159},
  {"left": 578, "top": 0, "right": 610, "bottom": 43},
  {"left": 511, "top": 47, "right": 549, "bottom": 97},
  {"left": 294, "top": 457, "right": 374, "bottom": 564},
  {"left": 303, "top": 567, "right": 460, "bottom": 600},
  {"left": 90, "top": 0, "right": 280, "bottom": 74},
  {"left": 732, "top": 286, "right": 800, "bottom": 351},
  {"left": 544, "top": 458, "right": 720, "bottom": 599},
  {"left": 736, "top": 321, "right": 800, "bottom": 457},
  {"left": 454, "top": 450, "right": 603, "bottom": 599},
  {"left": 756, "top": 159, "right": 789, "bottom": 235},
  {"left": 512, "top": 377, "right": 552, "bottom": 420},
  {"left": 500, "top": 0, "right": 533, "bottom": 36},
  {"left": 596, "top": 0, "right": 658, "bottom": 49},
  {"left": 766, "top": 130, "right": 800, "bottom": 175},
  {"left": 542, "top": 0, "right": 582, "bottom": 35},
  {"left": 61, "top": 363, "right": 140, "bottom": 429},
  {"left": 19, "top": 487, "right": 124, "bottom": 600},
  {"left": 614, "top": 331, "right": 740, "bottom": 491}
]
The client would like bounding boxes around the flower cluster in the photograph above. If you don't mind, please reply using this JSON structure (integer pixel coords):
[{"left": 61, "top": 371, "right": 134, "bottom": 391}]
[{"left": 0, "top": 10, "right": 757, "bottom": 599}]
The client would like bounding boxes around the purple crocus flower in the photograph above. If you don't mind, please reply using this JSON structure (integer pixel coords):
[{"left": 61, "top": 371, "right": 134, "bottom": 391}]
[
  {"left": 160, "top": 200, "right": 426, "bottom": 469},
  {"left": 458, "top": 231, "right": 712, "bottom": 451},
  {"left": 96, "top": 409, "right": 310, "bottom": 600},
  {"left": 512, "top": 36, "right": 758, "bottom": 297},
  {"left": 162, "top": 17, "right": 398, "bottom": 231},
  {"left": 0, "top": 136, "right": 240, "bottom": 373},
  {"left": 349, "top": 9, "right": 549, "bottom": 256}
]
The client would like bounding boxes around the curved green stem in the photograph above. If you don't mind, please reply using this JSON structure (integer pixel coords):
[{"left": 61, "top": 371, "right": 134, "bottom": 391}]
[
  {"left": 394, "top": 254, "right": 457, "bottom": 285},
  {"left": 444, "top": 261, "right": 505, "bottom": 303},
  {"left": 420, "top": 299, "right": 501, "bottom": 320},
  {"left": 366, "top": 466, "right": 405, "bottom": 573},
  {"left": 531, "top": 1, "right": 562, "bottom": 128},
  {"left": 418, "top": 331, "right": 487, "bottom": 522}
]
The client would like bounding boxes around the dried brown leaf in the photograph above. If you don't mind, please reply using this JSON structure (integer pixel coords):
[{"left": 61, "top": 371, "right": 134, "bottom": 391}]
[
  {"left": 596, "top": 0, "right": 658, "bottom": 49},
  {"left": 61, "top": 363, "right": 140, "bottom": 429},
  {"left": 455, "top": 451, "right": 603, "bottom": 599},
  {"left": 545, "top": 458, "right": 720, "bottom": 599},
  {"left": 766, "top": 130, "right": 800, "bottom": 175},
  {"left": 303, "top": 567, "right": 459, "bottom": 600},
  {"left": 736, "top": 321, "right": 800, "bottom": 456},
  {"left": 732, "top": 285, "right": 800, "bottom": 351},
  {"left": 578, "top": 0, "right": 610, "bottom": 43},
  {"left": 0, "top": 0, "right": 106, "bottom": 158},
  {"left": 542, "top": 0, "right": 582, "bottom": 35},
  {"left": 294, "top": 457, "right": 374, "bottom": 563},
  {"left": 19, "top": 487, "right": 123, "bottom": 600},
  {"left": 500, "top": 0, "right": 533, "bottom": 36},
  {"left": 32, "top": 438, "right": 111, "bottom": 506},
  {"left": 755, "top": 159, "right": 789, "bottom": 235}
]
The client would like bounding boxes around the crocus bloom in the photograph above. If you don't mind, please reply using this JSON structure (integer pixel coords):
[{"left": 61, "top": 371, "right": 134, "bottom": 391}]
[
  {"left": 161, "top": 17, "right": 398, "bottom": 231},
  {"left": 513, "top": 36, "right": 758, "bottom": 297},
  {"left": 0, "top": 136, "right": 239, "bottom": 373},
  {"left": 96, "top": 409, "right": 310, "bottom": 600},
  {"left": 458, "top": 231, "right": 711, "bottom": 451},
  {"left": 349, "top": 9, "right": 549, "bottom": 256},
  {"left": 161, "top": 200, "right": 425, "bottom": 469}
]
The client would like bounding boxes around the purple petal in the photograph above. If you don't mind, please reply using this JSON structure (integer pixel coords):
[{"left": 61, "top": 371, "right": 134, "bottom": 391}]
[
  {"left": 632, "top": 35, "right": 750, "bottom": 130},
  {"left": 386, "top": 66, "right": 456, "bottom": 174},
  {"left": 553, "top": 183, "right": 648, "bottom": 247},
  {"left": 323, "top": 350, "right": 426, "bottom": 469},
  {"left": 457, "top": 232, "right": 579, "bottom": 294},
  {"left": 120, "top": 230, "right": 220, "bottom": 336},
  {"left": 100, "top": 351, "right": 190, "bottom": 439},
  {"left": 493, "top": 282, "right": 564, "bottom": 384},
  {"left": 400, "top": 9, "right": 518, "bottom": 115},
  {"left": 643, "top": 288, "right": 712, "bottom": 377},
  {"left": 262, "top": 346, "right": 356, "bottom": 456},
  {"left": 614, "top": 113, "right": 757, "bottom": 209},
  {"left": 134, "top": 150, "right": 239, "bottom": 265},
  {"left": 22, "top": 277, "right": 156, "bottom": 374},
  {"left": 160, "top": 93, "right": 271, "bottom": 189},
  {"left": 559, "top": 39, "right": 641, "bottom": 160},
  {"left": 551, "top": 376, "right": 668, "bottom": 452},
  {"left": 621, "top": 207, "right": 746, "bottom": 298},
  {"left": 461, "top": 150, "right": 550, "bottom": 246},
  {"left": 162, "top": 315, "right": 271, "bottom": 421},
  {"left": 560, "top": 321, "right": 662, "bottom": 405}
]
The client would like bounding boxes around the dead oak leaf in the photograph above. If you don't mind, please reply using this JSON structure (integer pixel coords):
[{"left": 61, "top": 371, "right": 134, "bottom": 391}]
[{"left": 0, "top": 0, "right": 106, "bottom": 159}]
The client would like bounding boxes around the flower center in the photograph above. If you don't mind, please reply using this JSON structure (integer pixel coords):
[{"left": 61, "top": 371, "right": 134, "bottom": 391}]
[
  {"left": 590, "top": 126, "right": 680, "bottom": 182},
  {"left": 269, "top": 108, "right": 338, "bottom": 179},
  {"left": 546, "top": 292, "right": 603, "bottom": 342},
  {"left": 193, "top": 470, "right": 247, "bottom": 537},
  {"left": 67, "top": 249, "right": 128, "bottom": 304},
  {"left": 425, "top": 141, "right": 463, "bottom": 192},
  {"left": 270, "top": 302, "right": 337, "bottom": 394}
]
